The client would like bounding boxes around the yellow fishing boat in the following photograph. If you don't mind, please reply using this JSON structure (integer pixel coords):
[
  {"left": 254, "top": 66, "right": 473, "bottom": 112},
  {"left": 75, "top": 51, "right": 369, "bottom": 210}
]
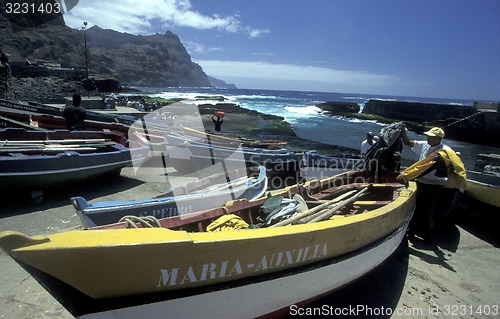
[
  {"left": 0, "top": 171, "right": 415, "bottom": 319},
  {"left": 464, "top": 170, "right": 500, "bottom": 208}
]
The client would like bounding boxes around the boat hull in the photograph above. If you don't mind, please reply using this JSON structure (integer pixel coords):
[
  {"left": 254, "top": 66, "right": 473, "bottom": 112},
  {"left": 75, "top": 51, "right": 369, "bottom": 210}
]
[
  {"left": 0, "top": 172, "right": 416, "bottom": 318},
  {"left": 0, "top": 183, "right": 415, "bottom": 299},
  {"left": 464, "top": 171, "right": 500, "bottom": 208},
  {"left": 0, "top": 129, "right": 149, "bottom": 189},
  {"left": 465, "top": 180, "right": 500, "bottom": 208},
  {"left": 78, "top": 217, "right": 411, "bottom": 318},
  {"left": 73, "top": 166, "right": 268, "bottom": 228}
]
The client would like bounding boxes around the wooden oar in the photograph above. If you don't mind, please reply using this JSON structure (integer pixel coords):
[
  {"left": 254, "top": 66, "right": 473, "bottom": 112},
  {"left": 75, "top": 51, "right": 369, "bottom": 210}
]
[
  {"left": 1, "top": 147, "right": 99, "bottom": 154},
  {"left": 270, "top": 188, "right": 360, "bottom": 227},
  {"left": 307, "top": 185, "right": 371, "bottom": 223},
  {"left": 0, "top": 138, "right": 111, "bottom": 144}
]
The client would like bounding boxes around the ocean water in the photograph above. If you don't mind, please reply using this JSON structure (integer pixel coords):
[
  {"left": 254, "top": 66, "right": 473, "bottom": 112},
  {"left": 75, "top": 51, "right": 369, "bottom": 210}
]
[{"left": 136, "top": 87, "right": 499, "bottom": 169}]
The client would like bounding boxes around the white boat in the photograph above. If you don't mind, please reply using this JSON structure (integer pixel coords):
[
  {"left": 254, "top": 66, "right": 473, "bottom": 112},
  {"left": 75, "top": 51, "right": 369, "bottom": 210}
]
[{"left": 73, "top": 165, "right": 268, "bottom": 228}]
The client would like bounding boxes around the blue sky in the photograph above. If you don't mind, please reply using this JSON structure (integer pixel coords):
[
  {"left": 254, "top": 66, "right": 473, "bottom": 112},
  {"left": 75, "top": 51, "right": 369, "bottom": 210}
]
[{"left": 64, "top": 0, "right": 500, "bottom": 100}]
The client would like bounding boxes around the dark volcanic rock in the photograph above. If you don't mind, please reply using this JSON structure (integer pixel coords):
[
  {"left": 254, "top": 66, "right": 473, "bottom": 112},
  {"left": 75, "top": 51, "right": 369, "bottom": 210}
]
[
  {"left": 316, "top": 101, "right": 360, "bottom": 114},
  {"left": 10, "top": 77, "right": 87, "bottom": 103}
]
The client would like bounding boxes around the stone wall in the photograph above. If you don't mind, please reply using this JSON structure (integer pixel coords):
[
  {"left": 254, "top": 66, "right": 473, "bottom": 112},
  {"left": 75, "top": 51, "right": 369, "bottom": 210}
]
[
  {"left": 362, "top": 100, "right": 476, "bottom": 123},
  {"left": 362, "top": 99, "right": 500, "bottom": 147},
  {"left": 11, "top": 63, "right": 87, "bottom": 81}
]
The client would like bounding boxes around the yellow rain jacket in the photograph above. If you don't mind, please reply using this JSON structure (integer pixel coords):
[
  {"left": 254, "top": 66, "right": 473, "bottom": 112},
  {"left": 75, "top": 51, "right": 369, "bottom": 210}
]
[
  {"left": 207, "top": 214, "right": 250, "bottom": 232},
  {"left": 401, "top": 149, "right": 467, "bottom": 189}
]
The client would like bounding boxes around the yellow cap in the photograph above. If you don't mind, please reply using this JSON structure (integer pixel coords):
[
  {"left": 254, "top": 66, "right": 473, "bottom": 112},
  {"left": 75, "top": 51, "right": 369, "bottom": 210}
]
[{"left": 424, "top": 127, "right": 445, "bottom": 138}]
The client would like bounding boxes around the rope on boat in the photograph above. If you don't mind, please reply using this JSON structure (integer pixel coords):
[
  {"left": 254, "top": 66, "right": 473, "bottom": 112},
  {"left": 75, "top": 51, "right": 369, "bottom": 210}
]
[
  {"left": 119, "top": 215, "right": 162, "bottom": 228},
  {"left": 443, "top": 111, "right": 482, "bottom": 128}
]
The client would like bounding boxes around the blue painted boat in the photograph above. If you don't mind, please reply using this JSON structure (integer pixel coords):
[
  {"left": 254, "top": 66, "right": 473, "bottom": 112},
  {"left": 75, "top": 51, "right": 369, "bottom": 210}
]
[
  {"left": 72, "top": 165, "right": 268, "bottom": 228},
  {"left": 0, "top": 128, "right": 149, "bottom": 190}
]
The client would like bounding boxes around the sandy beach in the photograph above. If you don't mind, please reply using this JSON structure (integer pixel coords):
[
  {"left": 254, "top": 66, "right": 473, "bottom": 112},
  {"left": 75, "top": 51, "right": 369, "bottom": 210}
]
[
  {"left": 1, "top": 164, "right": 499, "bottom": 319},
  {"left": 0, "top": 106, "right": 499, "bottom": 318}
]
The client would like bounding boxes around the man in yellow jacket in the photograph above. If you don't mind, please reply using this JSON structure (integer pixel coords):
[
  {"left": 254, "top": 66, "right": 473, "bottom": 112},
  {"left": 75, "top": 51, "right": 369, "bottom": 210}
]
[{"left": 401, "top": 127, "right": 465, "bottom": 241}]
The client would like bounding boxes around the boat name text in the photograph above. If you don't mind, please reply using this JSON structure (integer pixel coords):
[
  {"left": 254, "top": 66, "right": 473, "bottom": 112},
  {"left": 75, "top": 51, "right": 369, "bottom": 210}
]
[{"left": 157, "top": 242, "right": 327, "bottom": 287}]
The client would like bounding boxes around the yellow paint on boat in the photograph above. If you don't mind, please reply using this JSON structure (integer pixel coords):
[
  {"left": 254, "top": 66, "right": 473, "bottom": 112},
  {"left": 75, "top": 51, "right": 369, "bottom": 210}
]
[
  {"left": 0, "top": 182, "right": 416, "bottom": 299},
  {"left": 465, "top": 179, "right": 500, "bottom": 208}
]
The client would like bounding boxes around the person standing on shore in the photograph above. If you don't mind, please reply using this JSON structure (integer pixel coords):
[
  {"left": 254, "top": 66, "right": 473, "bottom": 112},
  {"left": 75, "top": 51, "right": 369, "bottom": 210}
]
[
  {"left": 360, "top": 132, "right": 376, "bottom": 156},
  {"left": 401, "top": 126, "right": 457, "bottom": 241},
  {"left": 212, "top": 115, "right": 223, "bottom": 133},
  {"left": 63, "top": 94, "right": 86, "bottom": 131}
]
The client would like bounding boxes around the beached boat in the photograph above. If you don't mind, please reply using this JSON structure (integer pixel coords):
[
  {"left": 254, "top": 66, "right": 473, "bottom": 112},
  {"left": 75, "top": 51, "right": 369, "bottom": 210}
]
[
  {"left": 0, "top": 128, "right": 149, "bottom": 189},
  {"left": 0, "top": 98, "right": 136, "bottom": 125},
  {"left": 300, "top": 150, "right": 360, "bottom": 181},
  {"left": 163, "top": 132, "right": 302, "bottom": 175},
  {"left": 0, "top": 108, "right": 131, "bottom": 135},
  {"left": 180, "top": 126, "right": 287, "bottom": 150},
  {"left": 464, "top": 170, "right": 500, "bottom": 208},
  {"left": 72, "top": 165, "right": 268, "bottom": 228},
  {"left": 0, "top": 110, "right": 284, "bottom": 151},
  {"left": 0, "top": 171, "right": 415, "bottom": 318}
]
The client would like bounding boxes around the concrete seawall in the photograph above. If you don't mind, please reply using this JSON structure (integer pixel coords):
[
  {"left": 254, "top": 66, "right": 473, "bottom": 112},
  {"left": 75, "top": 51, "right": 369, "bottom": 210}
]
[{"left": 362, "top": 100, "right": 500, "bottom": 146}]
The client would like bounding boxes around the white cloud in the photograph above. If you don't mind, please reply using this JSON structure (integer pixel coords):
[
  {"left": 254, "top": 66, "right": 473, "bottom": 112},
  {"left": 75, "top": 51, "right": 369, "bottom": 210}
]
[
  {"left": 247, "top": 27, "right": 270, "bottom": 38},
  {"left": 195, "top": 60, "right": 397, "bottom": 92},
  {"left": 64, "top": 0, "right": 267, "bottom": 37},
  {"left": 184, "top": 41, "right": 224, "bottom": 54}
]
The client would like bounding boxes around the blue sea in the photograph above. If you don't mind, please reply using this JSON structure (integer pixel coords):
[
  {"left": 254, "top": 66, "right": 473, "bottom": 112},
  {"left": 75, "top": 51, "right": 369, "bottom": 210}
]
[{"left": 136, "top": 87, "right": 499, "bottom": 169}]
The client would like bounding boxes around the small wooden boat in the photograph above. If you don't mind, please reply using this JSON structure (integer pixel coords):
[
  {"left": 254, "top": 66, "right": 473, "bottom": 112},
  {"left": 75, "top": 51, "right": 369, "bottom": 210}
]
[
  {"left": 72, "top": 165, "right": 269, "bottom": 228},
  {"left": 464, "top": 170, "right": 500, "bottom": 207},
  {"left": 180, "top": 126, "right": 287, "bottom": 150},
  {"left": 300, "top": 150, "right": 360, "bottom": 181},
  {"left": 0, "top": 98, "right": 136, "bottom": 125},
  {"left": 163, "top": 132, "right": 302, "bottom": 175},
  {"left": 0, "top": 171, "right": 415, "bottom": 318},
  {"left": 0, "top": 128, "right": 149, "bottom": 189},
  {"left": 0, "top": 108, "right": 131, "bottom": 135}
]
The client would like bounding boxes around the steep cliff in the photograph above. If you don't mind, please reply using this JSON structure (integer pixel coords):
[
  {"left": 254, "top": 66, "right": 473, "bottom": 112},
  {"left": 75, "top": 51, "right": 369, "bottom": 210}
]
[
  {"left": 0, "top": 0, "right": 213, "bottom": 88},
  {"left": 84, "top": 26, "right": 212, "bottom": 87}
]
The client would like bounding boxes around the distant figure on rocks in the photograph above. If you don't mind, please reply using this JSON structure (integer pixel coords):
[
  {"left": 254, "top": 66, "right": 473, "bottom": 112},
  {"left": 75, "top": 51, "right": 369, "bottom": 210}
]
[
  {"left": 63, "top": 94, "right": 86, "bottom": 131},
  {"left": 212, "top": 115, "right": 224, "bottom": 133},
  {"left": 360, "top": 131, "right": 376, "bottom": 156}
]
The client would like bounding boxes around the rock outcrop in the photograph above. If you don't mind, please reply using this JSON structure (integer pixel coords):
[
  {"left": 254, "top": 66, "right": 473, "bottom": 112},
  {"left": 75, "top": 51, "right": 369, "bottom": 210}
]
[
  {"left": 316, "top": 101, "right": 360, "bottom": 114},
  {"left": 84, "top": 26, "right": 212, "bottom": 87}
]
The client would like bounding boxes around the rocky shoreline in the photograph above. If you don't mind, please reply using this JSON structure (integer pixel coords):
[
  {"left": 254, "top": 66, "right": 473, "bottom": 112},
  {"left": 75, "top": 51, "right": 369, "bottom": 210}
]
[{"left": 317, "top": 100, "right": 500, "bottom": 147}]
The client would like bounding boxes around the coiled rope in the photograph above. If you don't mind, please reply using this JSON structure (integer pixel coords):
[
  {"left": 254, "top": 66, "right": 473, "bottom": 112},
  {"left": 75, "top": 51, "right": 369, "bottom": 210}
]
[{"left": 119, "top": 215, "right": 162, "bottom": 228}]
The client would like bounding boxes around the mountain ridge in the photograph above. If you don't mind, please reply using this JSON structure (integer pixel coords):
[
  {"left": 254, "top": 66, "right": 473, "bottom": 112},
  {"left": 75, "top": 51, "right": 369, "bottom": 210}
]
[{"left": 0, "top": 1, "right": 236, "bottom": 90}]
